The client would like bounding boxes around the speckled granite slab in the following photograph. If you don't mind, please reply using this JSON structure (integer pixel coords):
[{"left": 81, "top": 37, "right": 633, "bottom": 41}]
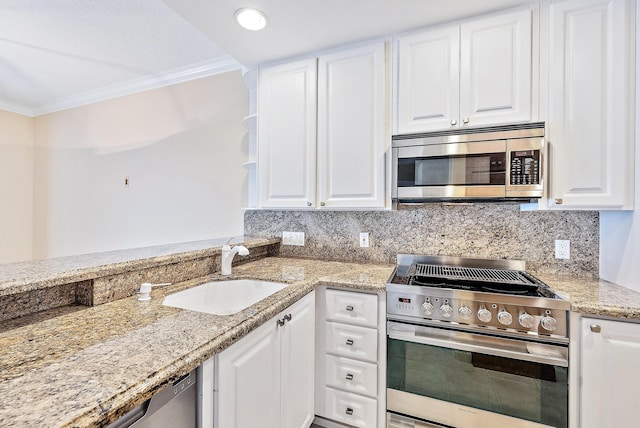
[
  {"left": 244, "top": 205, "right": 599, "bottom": 278},
  {"left": 0, "top": 237, "right": 279, "bottom": 296},
  {"left": 3, "top": 253, "right": 639, "bottom": 427},
  {"left": 540, "top": 274, "right": 640, "bottom": 321},
  {"left": 0, "top": 237, "right": 279, "bottom": 320},
  {"left": 0, "top": 257, "right": 392, "bottom": 428}
]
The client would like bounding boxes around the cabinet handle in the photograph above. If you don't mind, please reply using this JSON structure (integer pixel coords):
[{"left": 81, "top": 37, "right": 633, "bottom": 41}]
[
  {"left": 346, "top": 339, "right": 354, "bottom": 346},
  {"left": 284, "top": 314, "right": 292, "bottom": 322},
  {"left": 345, "top": 373, "right": 354, "bottom": 381},
  {"left": 463, "top": 117, "right": 470, "bottom": 124},
  {"left": 346, "top": 408, "right": 354, "bottom": 416},
  {"left": 277, "top": 318, "right": 285, "bottom": 327},
  {"left": 450, "top": 119, "right": 457, "bottom": 126},
  {"left": 345, "top": 305, "right": 354, "bottom": 311},
  {"left": 320, "top": 202, "right": 326, "bottom": 207},
  {"left": 306, "top": 201, "right": 312, "bottom": 207},
  {"left": 590, "top": 324, "right": 602, "bottom": 333},
  {"left": 554, "top": 198, "right": 563, "bottom": 205}
]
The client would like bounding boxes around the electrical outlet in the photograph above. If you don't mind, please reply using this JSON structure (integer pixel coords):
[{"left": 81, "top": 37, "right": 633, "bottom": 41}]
[
  {"left": 555, "top": 240, "right": 570, "bottom": 259},
  {"left": 282, "top": 231, "right": 304, "bottom": 246},
  {"left": 359, "top": 232, "right": 369, "bottom": 248}
]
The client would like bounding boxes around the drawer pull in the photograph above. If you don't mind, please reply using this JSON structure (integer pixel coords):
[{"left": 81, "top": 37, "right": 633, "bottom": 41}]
[
  {"left": 345, "top": 373, "right": 354, "bottom": 381},
  {"left": 590, "top": 324, "right": 602, "bottom": 333},
  {"left": 346, "top": 339, "right": 354, "bottom": 346},
  {"left": 284, "top": 314, "right": 292, "bottom": 322},
  {"left": 346, "top": 407, "right": 354, "bottom": 416},
  {"left": 346, "top": 305, "right": 354, "bottom": 311}
]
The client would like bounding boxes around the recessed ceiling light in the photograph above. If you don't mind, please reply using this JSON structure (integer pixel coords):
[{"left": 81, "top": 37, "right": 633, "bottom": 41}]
[{"left": 235, "top": 8, "right": 268, "bottom": 31}]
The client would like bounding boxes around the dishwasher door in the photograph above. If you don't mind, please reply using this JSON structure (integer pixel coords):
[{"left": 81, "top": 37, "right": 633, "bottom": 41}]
[{"left": 107, "top": 369, "right": 197, "bottom": 428}]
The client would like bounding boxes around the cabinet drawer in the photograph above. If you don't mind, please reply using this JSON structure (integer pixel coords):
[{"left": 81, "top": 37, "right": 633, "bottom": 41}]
[
  {"left": 326, "top": 321, "right": 378, "bottom": 363},
  {"left": 325, "top": 289, "right": 378, "bottom": 327},
  {"left": 325, "top": 387, "right": 377, "bottom": 428},
  {"left": 325, "top": 355, "right": 377, "bottom": 398}
]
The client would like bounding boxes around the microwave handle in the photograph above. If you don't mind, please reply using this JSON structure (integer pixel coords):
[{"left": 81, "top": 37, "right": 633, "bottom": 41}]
[{"left": 387, "top": 321, "right": 568, "bottom": 367}]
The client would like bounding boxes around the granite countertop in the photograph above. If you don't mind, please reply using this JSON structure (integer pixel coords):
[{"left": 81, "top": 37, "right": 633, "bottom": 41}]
[
  {"left": 0, "top": 237, "right": 279, "bottom": 297},
  {"left": 0, "top": 257, "right": 394, "bottom": 428},
  {"left": 539, "top": 274, "right": 640, "bottom": 321},
  {"left": 2, "top": 250, "right": 640, "bottom": 428}
]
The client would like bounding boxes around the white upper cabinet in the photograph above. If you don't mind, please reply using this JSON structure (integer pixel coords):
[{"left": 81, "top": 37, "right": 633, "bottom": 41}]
[
  {"left": 317, "top": 43, "right": 387, "bottom": 208},
  {"left": 543, "top": 0, "right": 635, "bottom": 210},
  {"left": 459, "top": 10, "right": 533, "bottom": 128},
  {"left": 258, "top": 42, "right": 388, "bottom": 209},
  {"left": 258, "top": 58, "right": 317, "bottom": 208},
  {"left": 395, "top": 26, "right": 460, "bottom": 133},
  {"left": 395, "top": 9, "right": 533, "bottom": 134}
]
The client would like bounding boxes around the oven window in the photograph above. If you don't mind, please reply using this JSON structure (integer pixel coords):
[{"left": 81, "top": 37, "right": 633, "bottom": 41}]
[
  {"left": 397, "top": 153, "right": 506, "bottom": 187},
  {"left": 387, "top": 338, "right": 567, "bottom": 428}
]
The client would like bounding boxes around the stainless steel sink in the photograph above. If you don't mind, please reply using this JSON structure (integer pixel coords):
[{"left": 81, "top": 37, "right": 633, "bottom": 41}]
[{"left": 162, "top": 279, "right": 287, "bottom": 315}]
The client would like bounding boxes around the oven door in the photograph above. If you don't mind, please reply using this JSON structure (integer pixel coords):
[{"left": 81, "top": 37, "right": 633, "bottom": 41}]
[
  {"left": 387, "top": 321, "right": 568, "bottom": 428},
  {"left": 392, "top": 140, "right": 507, "bottom": 200}
]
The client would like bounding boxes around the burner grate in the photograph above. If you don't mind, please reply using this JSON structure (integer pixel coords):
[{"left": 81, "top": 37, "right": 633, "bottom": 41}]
[{"left": 413, "top": 263, "right": 536, "bottom": 286}]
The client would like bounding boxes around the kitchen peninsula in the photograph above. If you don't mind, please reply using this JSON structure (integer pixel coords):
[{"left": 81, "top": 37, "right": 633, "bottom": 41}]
[{"left": 1, "top": 238, "right": 640, "bottom": 427}]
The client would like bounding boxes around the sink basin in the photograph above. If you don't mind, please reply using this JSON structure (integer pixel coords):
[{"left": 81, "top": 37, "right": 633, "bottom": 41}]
[{"left": 162, "top": 279, "right": 287, "bottom": 315}]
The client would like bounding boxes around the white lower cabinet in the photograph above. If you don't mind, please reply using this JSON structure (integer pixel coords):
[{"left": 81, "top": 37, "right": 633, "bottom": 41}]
[
  {"left": 215, "top": 292, "right": 315, "bottom": 428},
  {"left": 579, "top": 317, "right": 640, "bottom": 427},
  {"left": 315, "top": 287, "right": 386, "bottom": 428}
]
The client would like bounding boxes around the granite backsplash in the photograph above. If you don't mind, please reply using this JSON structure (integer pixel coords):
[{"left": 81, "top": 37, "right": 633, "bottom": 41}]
[{"left": 244, "top": 204, "right": 599, "bottom": 278}]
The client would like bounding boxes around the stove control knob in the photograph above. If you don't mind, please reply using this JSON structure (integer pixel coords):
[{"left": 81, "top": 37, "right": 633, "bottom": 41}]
[
  {"left": 540, "top": 315, "right": 558, "bottom": 332},
  {"left": 458, "top": 306, "right": 473, "bottom": 321},
  {"left": 518, "top": 312, "right": 535, "bottom": 329},
  {"left": 477, "top": 307, "right": 492, "bottom": 323},
  {"left": 440, "top": 303, "right": 453, "bottom": 318},
  {"left": 421, "top": 301, "right": 434, "bottom": 316},
  {"left": 497, "top": 310, "right": 513, "bottom": 326}
]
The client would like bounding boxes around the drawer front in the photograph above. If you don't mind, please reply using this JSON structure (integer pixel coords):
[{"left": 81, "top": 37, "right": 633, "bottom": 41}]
[
  {"left": 325, "top": 289, "right": 378, "bottom": 327},
  {"left": 326, "top": 322, "right": 378, "bottom": 363},
  {"left": 325, "top": 387, "right": 377, "bottom": 428},
  {"left": 326, "top": 355, "right": 378, "bottom": 397}
]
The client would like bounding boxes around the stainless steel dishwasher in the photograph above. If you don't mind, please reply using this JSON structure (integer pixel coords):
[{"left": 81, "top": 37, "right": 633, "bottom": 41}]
[{"left": 107, "top": 369, "right": 197, "bottom": 428}]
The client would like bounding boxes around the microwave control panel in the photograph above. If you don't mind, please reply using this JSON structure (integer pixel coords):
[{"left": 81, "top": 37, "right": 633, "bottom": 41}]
[{"left": 509, "top": 150, "right": 540, "bottom": 185}]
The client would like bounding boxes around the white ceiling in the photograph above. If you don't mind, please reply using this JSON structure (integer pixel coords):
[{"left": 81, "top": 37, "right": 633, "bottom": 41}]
[{"left": 1, "top": 0, "right": 533, "bottom": 116}]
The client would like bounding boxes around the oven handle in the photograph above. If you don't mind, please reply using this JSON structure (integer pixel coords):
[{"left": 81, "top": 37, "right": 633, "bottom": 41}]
[{"left": 387, "top": 321, "right": 568, "bottom": 367}]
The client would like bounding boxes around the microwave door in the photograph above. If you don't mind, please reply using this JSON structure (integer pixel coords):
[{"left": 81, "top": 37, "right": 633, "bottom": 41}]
[{"left": 395, "top": 141, "right": 507, "bottom": 200}]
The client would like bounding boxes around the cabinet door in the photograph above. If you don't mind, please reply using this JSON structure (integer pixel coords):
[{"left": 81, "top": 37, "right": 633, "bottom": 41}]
[
  {"left": 280, "top": 293, "right": 316, "bottom": 428},
  {"left": 546, "top": 0, "right": 634, "bottom": 209},
  {"left": 395, "top": 26, "right": 461, "bottom": 133},
  {"left": 460, "top": 9, "right": 532, "bottom": 128},
  {"left": 580, "top": 318, "right": 640, "bottom": 427},
  {"left": 258, "top": 58, "right": 317, "bottom": 208},
  {"left": 317, "top": 43, "right": 387, "bottom": 208},
  {"left": 216, "top": 318, "right": 281, "bottom": 428}
]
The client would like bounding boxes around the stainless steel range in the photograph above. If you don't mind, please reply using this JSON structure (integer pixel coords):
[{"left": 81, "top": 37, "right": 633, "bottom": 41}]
[{"left": 386, "top": 254, "right": 570, "bottom": 428}]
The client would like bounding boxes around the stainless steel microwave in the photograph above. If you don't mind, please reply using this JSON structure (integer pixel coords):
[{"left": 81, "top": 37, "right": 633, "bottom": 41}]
[{"left": 391, "top": 123, "right": 546, "bottom": 204}]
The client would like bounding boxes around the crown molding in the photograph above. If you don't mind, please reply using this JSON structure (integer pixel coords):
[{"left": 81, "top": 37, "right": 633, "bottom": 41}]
[{"left": 1, "top": 56, "right": 241, "bottom": 117}]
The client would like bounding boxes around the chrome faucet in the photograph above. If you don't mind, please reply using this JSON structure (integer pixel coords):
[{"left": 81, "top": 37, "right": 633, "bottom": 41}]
[{"left": 221, "top": 238, "right": 249, "bottom": 276}]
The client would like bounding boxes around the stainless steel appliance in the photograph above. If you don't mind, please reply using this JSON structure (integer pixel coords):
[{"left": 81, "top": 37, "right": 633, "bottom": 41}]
[
  {"left": 107, "top": 369, "right": 197, "bottom": 428},
  {"left": 392, "top": 123, "right": 545, "bottom": 204},
  {"left": 386, "top": 254, "right": 569, "bottom": 428}
]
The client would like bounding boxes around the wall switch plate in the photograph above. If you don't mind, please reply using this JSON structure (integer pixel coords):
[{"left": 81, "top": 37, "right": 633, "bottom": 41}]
[
  {"left": 359, "top": 232, "right": 369, "bottom": 248},
  {"left": 282, "top": 231, "right": 305, "bottom": 246},
  {"left": 555, "top": 240, "right": 570, "bottom": 259}
]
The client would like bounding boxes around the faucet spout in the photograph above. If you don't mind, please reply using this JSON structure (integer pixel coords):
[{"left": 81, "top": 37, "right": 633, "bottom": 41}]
[{"left": 221, "top": 244, "right": 249, "bottom": 276}]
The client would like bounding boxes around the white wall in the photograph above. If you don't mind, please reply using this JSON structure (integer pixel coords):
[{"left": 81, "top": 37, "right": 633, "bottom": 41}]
[
  {"left": 599, "top": 1, "right": 640, "bottom": 291},
  {"left": 0, "top": 110, "right": 34, "bottom": 263},
  {"left": 32, "top": 71, "right": 248, "bottom": 259}
]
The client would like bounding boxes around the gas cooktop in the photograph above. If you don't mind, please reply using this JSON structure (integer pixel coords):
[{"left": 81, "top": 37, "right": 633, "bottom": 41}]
[{"left": 386, "top": 254, "right": 570, "bottom": 343}]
